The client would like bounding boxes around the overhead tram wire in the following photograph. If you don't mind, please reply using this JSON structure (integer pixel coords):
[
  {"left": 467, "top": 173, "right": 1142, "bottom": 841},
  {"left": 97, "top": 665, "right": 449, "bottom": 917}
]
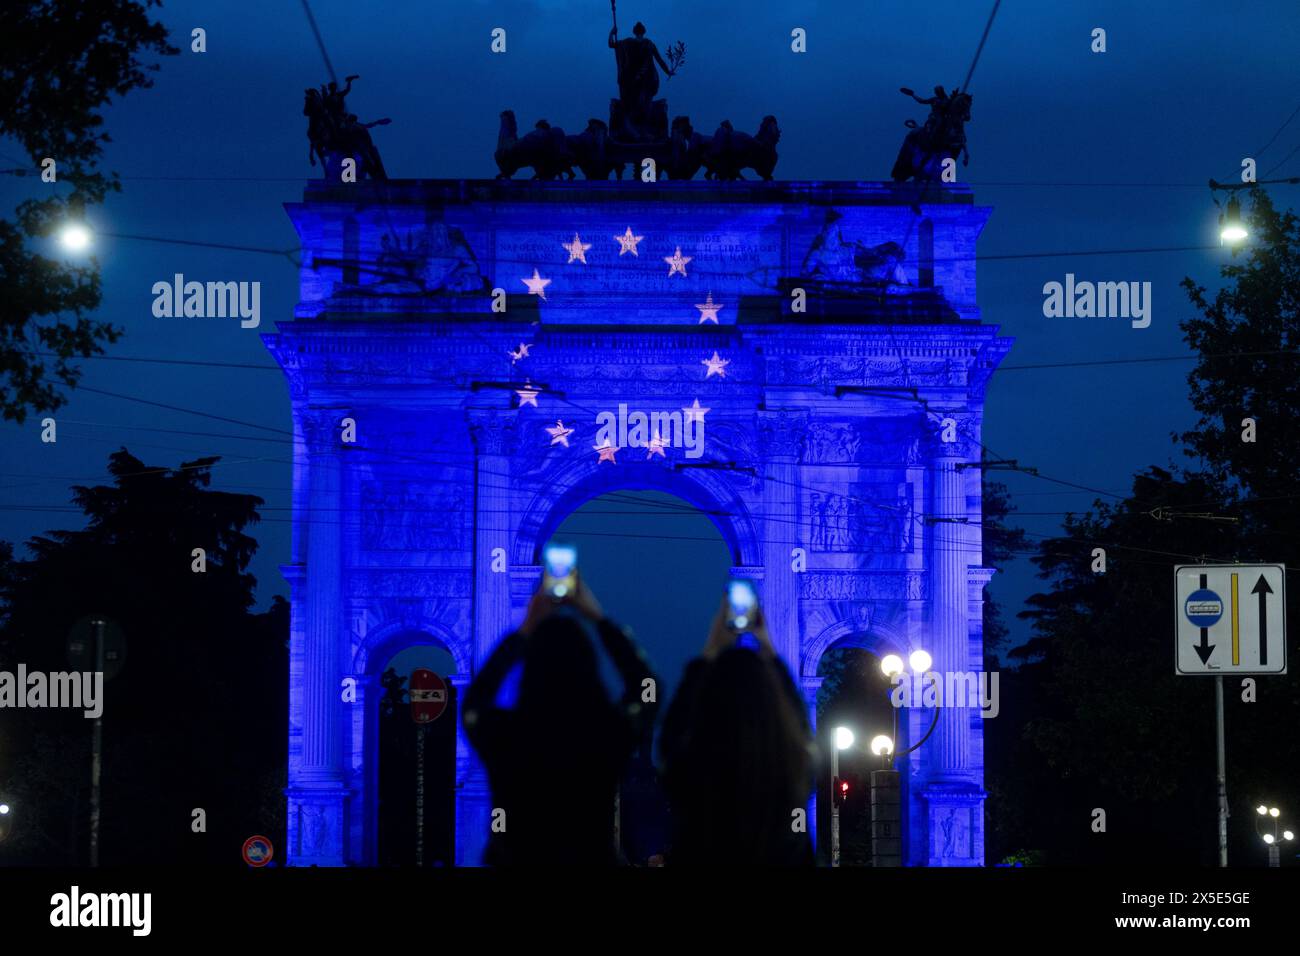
[
  {"left": 32, "top": 350, "right": 1274, "bottom": 525},
  {"left": 31, "top": 346, "right": 1300, "bottom": 378},
  {"left": 300, "top": 0, "right": 337, "bottom": 85}
]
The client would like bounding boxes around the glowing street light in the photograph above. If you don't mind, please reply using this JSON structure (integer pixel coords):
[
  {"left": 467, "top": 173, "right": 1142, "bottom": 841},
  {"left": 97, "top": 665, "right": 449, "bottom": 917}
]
[
  {"left": 0, "top": 803, "right": 9, "bottom": 815},
  {"left": 870, "top": 734, "right": 894, "bottom": 757},
  {"left": 880, "top": 654, "right": 904, "bottom": 677},
  {"left": 834, "top": 726, "right": 855, "bottom": 751},
  {"left": 59, "top": 222, "right": 93, "bottom": 252},
  {"left": 1255, "top": 802, "right": 1292, "bottom": 867},
  {"left": 908, "top": 649, "right": 933, "bottom": 674},
  {"left": 1219, "top": 195, "right": 1247, "bottom": 245}
]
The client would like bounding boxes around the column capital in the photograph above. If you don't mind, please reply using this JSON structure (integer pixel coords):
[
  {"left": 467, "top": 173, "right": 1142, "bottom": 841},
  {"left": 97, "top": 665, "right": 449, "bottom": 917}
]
[
  {"left": 924, "top": 412, "right": 980, "bottom": 461},
  {"left": 299, "top": 407, "right": 351, "bottom": 454},
  {"left": 756, "top": 408, "right": 809, "bottom": 461},
  {"left": 466, "top": 406, "right": 518, "bottom": 457}
]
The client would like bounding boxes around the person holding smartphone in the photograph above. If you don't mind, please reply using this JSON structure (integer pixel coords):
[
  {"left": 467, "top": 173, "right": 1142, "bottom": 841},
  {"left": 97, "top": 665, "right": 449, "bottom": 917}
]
[
  {"left": 658, "top": 580, "right": 816, "bottom": 865},
  {"left": 462, "top": 552, "right": 658, "bottom": 866}
]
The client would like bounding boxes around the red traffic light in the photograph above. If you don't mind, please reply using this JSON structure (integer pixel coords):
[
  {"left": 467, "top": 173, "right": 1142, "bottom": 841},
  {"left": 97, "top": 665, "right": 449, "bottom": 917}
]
[{"left": 833, "top": 776, "right": 850, "bottom": 806}]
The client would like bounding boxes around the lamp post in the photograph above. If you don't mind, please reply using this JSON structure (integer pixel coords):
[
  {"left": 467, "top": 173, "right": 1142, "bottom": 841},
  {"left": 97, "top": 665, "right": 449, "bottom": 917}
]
[
  {"left": 872, "top": 649, "right": 940, "bottom": 868},
  {"left": 830, "top": 725, "right": 854, "bottom": 868},
  {"left": 1207, "top": 177, "right": 1300, "bottom": 247},
  {"left": 1255, "top": 804, "right": 1294, "bottom": 868}
]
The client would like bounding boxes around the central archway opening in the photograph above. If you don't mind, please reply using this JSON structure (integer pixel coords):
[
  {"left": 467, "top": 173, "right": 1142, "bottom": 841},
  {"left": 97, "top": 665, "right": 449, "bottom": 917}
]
[
  {"left": 817, "top": 645, "right": 898, "bottom": 866},
  {"left": 376, "top": 642, "right": 458, "bottom": 867},
  {"left": 549, "top": 488, "right": 732, "bottom": 865}
]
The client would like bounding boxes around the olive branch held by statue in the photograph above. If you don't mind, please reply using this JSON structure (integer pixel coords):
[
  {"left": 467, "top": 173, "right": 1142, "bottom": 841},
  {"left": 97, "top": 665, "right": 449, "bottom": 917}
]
[{"left": 665, "top": 40, "right": 686, "bottom": 77}]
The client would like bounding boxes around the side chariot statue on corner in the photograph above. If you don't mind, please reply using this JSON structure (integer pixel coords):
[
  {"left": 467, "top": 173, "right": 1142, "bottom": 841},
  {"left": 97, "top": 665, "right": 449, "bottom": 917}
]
[
  {"left": 304, "top": 74, "right": 391, "bottom": 181},
  {"left": 891, "top": 84, "right": 972, "bottom": 183}
]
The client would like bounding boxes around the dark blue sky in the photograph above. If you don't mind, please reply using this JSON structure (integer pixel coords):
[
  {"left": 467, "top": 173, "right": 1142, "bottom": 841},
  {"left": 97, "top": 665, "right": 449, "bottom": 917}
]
[{"left": 3, "top": 0, "right": 1299, "bottom": 664}]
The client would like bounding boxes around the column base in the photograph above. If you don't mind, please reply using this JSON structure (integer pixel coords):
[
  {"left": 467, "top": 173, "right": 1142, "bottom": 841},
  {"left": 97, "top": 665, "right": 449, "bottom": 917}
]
[
  {"left": 455, "top": 782, "right": 492, "bottom": 867},
  {"left": 919, "top": 783, "right": 986, "bottom": 867},
  {"left": 286, "top": 785, "right": 352, "bottom": 866}
]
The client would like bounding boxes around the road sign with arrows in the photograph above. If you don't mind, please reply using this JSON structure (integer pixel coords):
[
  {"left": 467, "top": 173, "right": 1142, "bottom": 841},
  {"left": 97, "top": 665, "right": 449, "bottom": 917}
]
[{"left": 1175, "top": 564, "right": 1286, "bottom": 675}]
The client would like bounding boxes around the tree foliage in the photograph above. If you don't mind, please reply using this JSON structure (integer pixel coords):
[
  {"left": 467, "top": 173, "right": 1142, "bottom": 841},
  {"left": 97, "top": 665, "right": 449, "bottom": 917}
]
[
  {"left": 0, "top": 0, "right": 176, "bottom": 421},
  {"left": 0, "top": 450, "right": 286, "bottom": 864}
]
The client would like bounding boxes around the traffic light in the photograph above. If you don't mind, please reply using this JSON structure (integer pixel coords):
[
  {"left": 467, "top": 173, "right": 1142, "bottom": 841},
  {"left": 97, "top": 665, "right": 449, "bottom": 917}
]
[{"left": 833, "top": 776, "right": 850, "bottom": 807}]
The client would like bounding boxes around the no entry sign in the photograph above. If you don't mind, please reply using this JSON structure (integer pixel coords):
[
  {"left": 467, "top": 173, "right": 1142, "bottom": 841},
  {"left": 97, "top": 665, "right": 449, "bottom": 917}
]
[{"left": 410, "top": 669, "right": 448, "bottom": 724}]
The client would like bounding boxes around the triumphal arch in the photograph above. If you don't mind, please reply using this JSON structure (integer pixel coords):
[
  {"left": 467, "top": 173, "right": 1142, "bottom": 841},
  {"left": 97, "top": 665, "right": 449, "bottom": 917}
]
[{"left": 265, "top": 176, "right": 1010, "bottom": 866}]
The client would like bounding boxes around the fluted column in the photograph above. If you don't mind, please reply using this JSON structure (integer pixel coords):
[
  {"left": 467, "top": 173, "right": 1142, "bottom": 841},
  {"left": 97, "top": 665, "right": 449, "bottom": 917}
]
[
  {"left": 928, "top": 427, "right": 972, "bottom": 781},
  {"left": 459, "top": 407, "right": 517, "bottom": 866},
  {"left": 468, "top": 408, "right": 517, "bottom": 668},
  {"left": 757, "top": 409, "right": 808, "bottom": 676},
  {"left": 299, "top": 408, "right": 347, "bottom": 786},
  {"left": 801, "top": 675, "right": 822, "bottom": 856}
]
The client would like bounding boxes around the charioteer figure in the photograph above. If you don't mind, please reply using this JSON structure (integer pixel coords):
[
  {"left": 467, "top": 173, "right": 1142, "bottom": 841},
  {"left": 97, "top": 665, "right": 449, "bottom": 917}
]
[
  {"left": 891, "top": 83, "right": 973, "bottom": 184},
  {"left": 609, "top": 21, "right": 674, "bottom": 135}
]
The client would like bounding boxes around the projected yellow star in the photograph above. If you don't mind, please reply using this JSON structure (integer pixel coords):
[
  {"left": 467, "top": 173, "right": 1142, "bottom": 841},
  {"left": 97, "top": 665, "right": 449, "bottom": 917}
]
[
  {"left": 646, "top": 430, "right": 667, "bottom": 459},
  {"left": 516, "top": 381, "right": 541, "bottom": 407},
  {"left": 521, "top": 269, "right": 551, "bottom": 299},
  {"left": 594, "top": 440, "right": 620, "bottom": 463},
  {"left": 614, "top": 227, "right": 644, "bottom": 256},
  {"left": 702, "top": 351, "right": 730, "bottom": 379},
  {"left": 509, "top": 342, "right": 532, "bottom": 364},
  {"left": 682, "top": 398, "right": 710, "bottom": 425},
  {"left": 695, "top": 292, "right": 723, "bottom": 324},
  {"left": 546, "top": 420, "right": 573, "bottom": 447},
  {"left": 664, "top": 247, "right": 692, "bottom": 277},
  {"left": 562, "top": 234, "right": 592, "bottom": 264}
]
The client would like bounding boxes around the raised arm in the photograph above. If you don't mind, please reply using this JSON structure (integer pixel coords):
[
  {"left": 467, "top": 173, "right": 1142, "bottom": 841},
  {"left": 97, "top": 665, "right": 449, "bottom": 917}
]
[
  {"left": 594, "top": 617, "right": 659, "bottom": 739},
  {"left": 461, "top": 629, "right": 527, "bottom": 752}
]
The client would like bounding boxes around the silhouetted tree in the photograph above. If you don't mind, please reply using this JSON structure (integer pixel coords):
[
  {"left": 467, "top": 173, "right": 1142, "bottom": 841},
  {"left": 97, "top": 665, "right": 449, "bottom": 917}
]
[
  {"left": 0, "top": 449, "right": 286, "bottom": 864},
  {"left": 0, "top": 0, "right": 176, "bottom": 421}
]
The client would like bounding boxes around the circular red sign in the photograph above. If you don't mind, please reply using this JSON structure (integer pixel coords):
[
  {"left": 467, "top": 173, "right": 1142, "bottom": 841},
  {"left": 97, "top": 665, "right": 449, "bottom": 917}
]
[
  {"left": 242, "top": 834, "right": 274, "bottom": 867},
  {"left": 410, "top": 669, "right": 449, "bottom": 724}
]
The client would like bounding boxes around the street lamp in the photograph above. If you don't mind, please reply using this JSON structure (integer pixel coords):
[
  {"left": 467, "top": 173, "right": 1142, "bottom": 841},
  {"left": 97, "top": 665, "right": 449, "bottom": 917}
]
[
  {"left": 1254, "top": 803, "right": 1294, "bottom": 867},
  {"left": 1219, "top": 195, "right": 1247, "bottom": 244},
  {"left": 830, "top": 725, "right": 855, "bottom": 868},
  {"left": 58, "top": 222, "right": 92, "bottom": 253}
]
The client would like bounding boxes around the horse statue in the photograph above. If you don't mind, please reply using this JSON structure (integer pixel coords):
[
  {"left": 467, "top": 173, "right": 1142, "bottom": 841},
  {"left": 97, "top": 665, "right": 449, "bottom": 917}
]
[
  {"left": 701, "top": 116, "right": 781, "bottom": 181},
  {"left": 303, "top": 87, "right": 390, "bottom": 181},
  {"left": 665, "top": 115, "right": 707, "bottom": 180},
  {"left": 565, "top": 119, "right": 625, "bottom": 180},
  {"left": 495, "top": 111, "right": 576, "bottom": 181},
  {"left": 890, "top": 89, "right": 972, "bottom": 183}
]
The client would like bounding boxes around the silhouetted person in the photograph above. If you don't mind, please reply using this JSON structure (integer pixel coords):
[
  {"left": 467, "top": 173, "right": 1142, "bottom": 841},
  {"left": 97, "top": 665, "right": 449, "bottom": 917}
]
[
  {"left": 463, "top": 575, "right": 658, "bottom": 865},
  {"left": 659, "top": 598, "right": 815, "bottom": 865}
]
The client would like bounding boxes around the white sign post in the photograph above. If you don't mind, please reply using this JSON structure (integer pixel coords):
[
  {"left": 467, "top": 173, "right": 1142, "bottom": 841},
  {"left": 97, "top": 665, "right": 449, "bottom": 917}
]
[{"left": 1174, "top": 563, "right": 1288, "bottom": 869}]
